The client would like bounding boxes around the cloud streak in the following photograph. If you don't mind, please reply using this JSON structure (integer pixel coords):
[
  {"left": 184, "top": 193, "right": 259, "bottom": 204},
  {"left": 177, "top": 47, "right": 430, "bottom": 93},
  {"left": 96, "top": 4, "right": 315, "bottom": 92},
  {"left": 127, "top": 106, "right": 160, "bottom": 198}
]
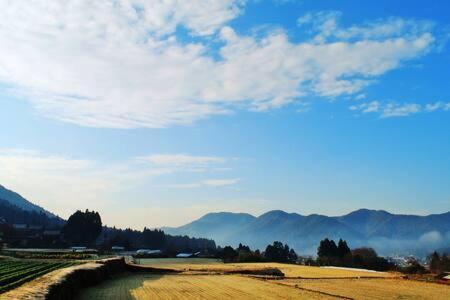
[
  {"left": 0, "top": 149, "right": 235, "bottom": 218},
  {"left": 350, "top": 100, "right": 450, "bottom": 118}
]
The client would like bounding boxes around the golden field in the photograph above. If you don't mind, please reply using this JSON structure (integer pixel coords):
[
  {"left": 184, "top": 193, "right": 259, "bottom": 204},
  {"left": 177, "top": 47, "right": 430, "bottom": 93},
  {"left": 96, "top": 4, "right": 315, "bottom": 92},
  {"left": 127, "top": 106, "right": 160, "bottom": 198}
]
[
  {"left": 3, "top": 258, "right": 448, "bottom": 299},
  {"left": 278, "top": 278, "right": 450, "bottom": 300},
  {"left": 77, "top": 274, "right": 331, "bottom": 300},
  {"left": 137, "top": 258, "right": 396, "bottom": 278},
  {"left": 74, "top": 259, "right": 450, "bottom": 299}
]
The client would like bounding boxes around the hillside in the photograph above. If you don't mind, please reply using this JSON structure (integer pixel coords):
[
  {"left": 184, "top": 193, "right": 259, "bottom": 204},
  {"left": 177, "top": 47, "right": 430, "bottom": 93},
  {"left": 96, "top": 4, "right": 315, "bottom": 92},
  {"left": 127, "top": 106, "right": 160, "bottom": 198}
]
[
  {"left": 0, "top": 199, "right": 63, "bottom": 228},
  {"left": 0, "top": 184, "right": 55, "bottom": 217},
  {"left": 164, "top": 209, "right": 450, "bottom": 256}
]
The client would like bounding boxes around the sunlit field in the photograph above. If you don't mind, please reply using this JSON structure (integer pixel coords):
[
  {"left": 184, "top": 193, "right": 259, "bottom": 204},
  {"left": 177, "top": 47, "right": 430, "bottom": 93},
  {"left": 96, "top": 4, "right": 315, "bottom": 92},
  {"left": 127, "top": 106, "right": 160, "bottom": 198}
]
[
  {"left": 278, "top": 278, "right": 450, "bottom": 300},
  {"left": 137, "top": 258, "right": 396, "bottom": 278},
  {"left": 75, "top": 260, "right": 450, "bottom": 300},
  {"left": 77, "top": 273, "right": 330, "bottom": 300}
]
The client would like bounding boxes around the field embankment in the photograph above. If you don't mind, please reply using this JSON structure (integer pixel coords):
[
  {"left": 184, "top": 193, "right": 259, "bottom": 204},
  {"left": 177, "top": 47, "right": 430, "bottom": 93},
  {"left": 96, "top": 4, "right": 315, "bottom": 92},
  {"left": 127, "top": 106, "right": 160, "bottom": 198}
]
[{"left": 0, "top": 257, "right": 125, "bottom": 300}]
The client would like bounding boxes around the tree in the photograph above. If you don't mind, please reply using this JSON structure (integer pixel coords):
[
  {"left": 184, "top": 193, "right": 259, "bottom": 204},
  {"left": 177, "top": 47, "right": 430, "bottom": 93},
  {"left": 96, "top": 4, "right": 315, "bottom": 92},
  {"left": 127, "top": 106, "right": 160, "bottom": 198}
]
[
  {"left": 317, "top": 238, "right": 338, "bottom": 265},
  {"left": 222, "top": 246, "right": 237, "bottom": 262},
  {"left": 337, "top": 239, "right": 351, "bottom": 258},
  {"left": 237, "top": 243, "right": 251, "bottom": 252},
  {"left": 428, "top": 251, "right": 441, "bottom": 273},
  {"left": 62, "top": 209, "right": 102, "bottom": 246},
  {"left": 265, "top": 241, "right": 296, "bottom": 262}
]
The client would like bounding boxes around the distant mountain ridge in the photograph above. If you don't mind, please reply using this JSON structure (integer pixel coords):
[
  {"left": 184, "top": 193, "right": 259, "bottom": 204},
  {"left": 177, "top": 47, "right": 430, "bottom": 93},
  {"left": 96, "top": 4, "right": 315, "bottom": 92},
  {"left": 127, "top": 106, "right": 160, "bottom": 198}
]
[
  {"left": 164, "top": 208, "right": 450, "bottom": 256},
  {"left": 0, "top": 184, "right": 55, "bottom": 218}
]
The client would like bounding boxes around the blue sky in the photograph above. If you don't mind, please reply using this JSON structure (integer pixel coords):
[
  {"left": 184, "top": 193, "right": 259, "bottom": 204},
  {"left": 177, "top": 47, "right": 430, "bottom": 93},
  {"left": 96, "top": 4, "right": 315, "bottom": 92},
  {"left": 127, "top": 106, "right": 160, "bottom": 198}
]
[{"left": 0, "top": 0, "right": 449, "bottom": 228}]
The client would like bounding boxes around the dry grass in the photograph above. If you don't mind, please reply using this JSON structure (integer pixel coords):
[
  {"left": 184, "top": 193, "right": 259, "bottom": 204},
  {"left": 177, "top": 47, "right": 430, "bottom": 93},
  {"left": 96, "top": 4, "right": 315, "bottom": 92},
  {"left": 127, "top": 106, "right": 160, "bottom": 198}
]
[
  {"left": 139, "top": 259, "right": 396, "bottom": 278},
  {"left": 77, "top": 273, "right": 333, "bottom": 300},
  {"left": 277, "top": 278, "right": 450, "bottom": 300}
]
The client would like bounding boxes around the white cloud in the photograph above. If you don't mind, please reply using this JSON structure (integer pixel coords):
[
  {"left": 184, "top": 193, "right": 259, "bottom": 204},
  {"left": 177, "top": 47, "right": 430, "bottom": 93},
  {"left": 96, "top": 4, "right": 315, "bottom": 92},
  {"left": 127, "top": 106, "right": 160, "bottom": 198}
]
[
  {"left": 136, "top": 154, "right": 227, "bottom": 173},
  {"left": 350, "top": 100, "right": 450, "bottom": 118},
  {"left": 0, "top": 2, "right": 436, "bottom": 128},
  {"left": 425, "top": 101, "right": 450, "bottom": 112},
  {"left": 298, "top": 12, "right": 433, "bottom": 42},
  {"left": 203, "top": 178, "right": 240, "bottom": 187},
  {"left": 139, "top": 154, "right": 226, "bottom": 166},
  {"left": 349, "top": 101, "right": 380, "bottom": 113},
  {"left": 382, "top": 103, "right": 421, "bottom": 118},
  {"left": 168, "top": 178, "right": 240, "bottom": 189}
]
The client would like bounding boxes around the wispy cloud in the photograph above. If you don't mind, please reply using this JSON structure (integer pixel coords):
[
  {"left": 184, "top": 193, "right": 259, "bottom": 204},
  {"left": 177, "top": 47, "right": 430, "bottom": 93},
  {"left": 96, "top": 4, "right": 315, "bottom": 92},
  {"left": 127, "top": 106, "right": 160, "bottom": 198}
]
[
  {"left": 138, "top": 154, "right": 226, "bottom": 167},
  {"left": 0, "top": 2, "right": 436, "bottom": 128},
  {"left": 167, "top": 178, "right": 240, "bottom": 189},
  {"left": 0, "top": 149, "right": 237, "bottom": 218},
  {"left": 349, "top": 101, "right": 450, "bottom": 118}
]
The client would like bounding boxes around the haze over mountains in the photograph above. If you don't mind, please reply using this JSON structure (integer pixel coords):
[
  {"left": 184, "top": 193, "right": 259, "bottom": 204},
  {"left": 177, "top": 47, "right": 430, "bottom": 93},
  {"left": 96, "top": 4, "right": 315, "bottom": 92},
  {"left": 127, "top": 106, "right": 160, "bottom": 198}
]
[
  {"left": 1, "top": 184, "right": 449, "bottom": 257},
  {"left": 164, "top": 209, "right": 450, "bottom": 256}
]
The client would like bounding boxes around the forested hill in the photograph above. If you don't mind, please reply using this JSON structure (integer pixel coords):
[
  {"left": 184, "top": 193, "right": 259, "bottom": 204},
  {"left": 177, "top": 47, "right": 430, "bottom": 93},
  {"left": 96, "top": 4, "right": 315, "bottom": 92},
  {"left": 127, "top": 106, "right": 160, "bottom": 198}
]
[
  {"left": 0, "top": 199, "right": 63, "bottom": 228},
  {"left": 0, "top": 185, "right": 216, "bottom": 252},
  {"left": 0, "top": 184, "right": 55, "bottom": 217},
  {"left": 164, "top": 209, "right": 450, "bottom": 256}
]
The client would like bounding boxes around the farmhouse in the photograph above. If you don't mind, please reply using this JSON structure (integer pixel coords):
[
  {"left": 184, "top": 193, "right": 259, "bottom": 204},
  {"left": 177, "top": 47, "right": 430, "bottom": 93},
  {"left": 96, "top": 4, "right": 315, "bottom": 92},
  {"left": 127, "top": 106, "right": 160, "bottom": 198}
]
[
  {"left": 176, "top": 252, "right": 200, "bottom": 258},
  {"left": 136, "top": 249, "right": 162, "bottom": 256},
  {"left": 111, "top": 246, "right": 125, "bottom": 251}
]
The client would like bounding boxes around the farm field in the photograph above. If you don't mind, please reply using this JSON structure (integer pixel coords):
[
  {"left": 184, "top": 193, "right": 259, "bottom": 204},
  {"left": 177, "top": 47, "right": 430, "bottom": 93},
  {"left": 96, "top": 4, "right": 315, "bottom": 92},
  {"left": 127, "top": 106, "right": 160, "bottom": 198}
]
[
  {"left": 75, "top": 260, "right": 449, "bottom": 299},
  {"left": 278, "top": 278, "right": 450, "bottom": 300},
  {"left": 77, "top": 273, "right": 331, "bottom": 300},
  {"left": 137, "top": 258, "right": 396, "bottom": 278},
  {"left": 0, "top": 259, "right": 78, "bottom": 293}
]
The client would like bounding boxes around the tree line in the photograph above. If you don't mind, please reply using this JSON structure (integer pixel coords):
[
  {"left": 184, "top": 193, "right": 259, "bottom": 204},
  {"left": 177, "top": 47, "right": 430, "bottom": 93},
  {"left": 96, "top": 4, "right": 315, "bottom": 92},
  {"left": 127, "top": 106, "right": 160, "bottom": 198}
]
[
  {"left": 218, "top": 241, "right": 298, "bottom": 263},
  {"left": 316, "top": 238, "right": 394, "bottom": 271},
  {"left": 1, "top": 208, "right": 215, "bottom": 253},
  {"left": 63, "top": 210, "right": 216, "bottom": 253}
]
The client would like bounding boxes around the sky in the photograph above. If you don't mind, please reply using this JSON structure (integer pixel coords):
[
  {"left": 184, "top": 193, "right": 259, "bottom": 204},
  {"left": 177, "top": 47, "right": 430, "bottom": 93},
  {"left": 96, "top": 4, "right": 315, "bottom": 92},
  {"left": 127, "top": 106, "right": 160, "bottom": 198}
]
[{"left": 0, "top": 0, "right": 449, "bottom": 229}]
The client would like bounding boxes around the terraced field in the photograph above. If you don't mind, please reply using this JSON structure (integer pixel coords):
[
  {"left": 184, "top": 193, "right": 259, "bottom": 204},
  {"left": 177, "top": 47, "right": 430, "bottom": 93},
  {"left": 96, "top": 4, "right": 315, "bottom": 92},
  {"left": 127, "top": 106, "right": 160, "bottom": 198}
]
[{"left": 0, "top": 259, "right": 78, "bottom": 293}]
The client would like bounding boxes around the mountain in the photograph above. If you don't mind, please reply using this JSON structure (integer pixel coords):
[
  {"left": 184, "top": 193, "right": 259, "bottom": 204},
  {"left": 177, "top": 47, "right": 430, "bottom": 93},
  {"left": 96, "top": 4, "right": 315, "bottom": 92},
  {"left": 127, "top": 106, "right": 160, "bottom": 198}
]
[
  {"left": 163, "top": 212, "right": 256, "bottom": 244},
  {"left": 164, "top": 209, "right": 450, "bottom": 256},
  {"left": 0, "top": 199, "right": 63, "bottom": 228},
  {"left": 0, "top": 184, "right": 55, "bottom": 217}
]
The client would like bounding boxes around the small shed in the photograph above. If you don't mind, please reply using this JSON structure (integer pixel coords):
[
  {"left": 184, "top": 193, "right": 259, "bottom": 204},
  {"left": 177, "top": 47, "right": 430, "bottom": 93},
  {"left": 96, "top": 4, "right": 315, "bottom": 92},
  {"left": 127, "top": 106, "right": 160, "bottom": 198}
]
[{"left": 176, "top": 252, "right": 200, "bottom": 258}]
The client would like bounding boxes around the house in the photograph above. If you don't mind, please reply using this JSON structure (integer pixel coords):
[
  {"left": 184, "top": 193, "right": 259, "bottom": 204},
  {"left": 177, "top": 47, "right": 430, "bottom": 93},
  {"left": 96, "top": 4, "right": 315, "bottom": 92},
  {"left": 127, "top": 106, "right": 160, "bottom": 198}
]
[
  {"left": 43, "top": 230, "right": 60, "bottom": 236},
  {"left": 12, "top": 224, "right": 27, "bottom": 230},
  {"left": 71, "top": 246, "right": 87, "bottom": 252},
  {"left": 136, "top": 249, "right": 162, "bottom": 255},
  {"left": 176, "top": 252, "right": 200, "bottom": 258}
]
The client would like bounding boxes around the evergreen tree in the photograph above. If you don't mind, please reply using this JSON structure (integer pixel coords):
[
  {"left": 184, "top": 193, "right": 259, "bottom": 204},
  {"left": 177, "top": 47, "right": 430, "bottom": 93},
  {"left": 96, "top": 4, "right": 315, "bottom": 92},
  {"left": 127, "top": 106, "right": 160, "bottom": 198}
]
[
  {"left": 428, "top": 251, "right": 441, "bottom": 273},
  {"left": 62, "top": 209, "right": 102, "bottom": 245}
]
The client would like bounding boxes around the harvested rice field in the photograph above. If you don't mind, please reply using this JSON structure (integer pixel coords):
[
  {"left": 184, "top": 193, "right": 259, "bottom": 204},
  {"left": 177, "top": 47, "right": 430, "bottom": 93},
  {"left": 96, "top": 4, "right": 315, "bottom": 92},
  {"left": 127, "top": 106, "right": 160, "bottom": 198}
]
[
  {"left": 278, "top": 277, "right": 450, "bottom": 300},
  {"left": 137, "top": 259, "right": 396, "bottom": 278},
  {"left": 76, "top": 273, "right": 331, "bottom": 300}
]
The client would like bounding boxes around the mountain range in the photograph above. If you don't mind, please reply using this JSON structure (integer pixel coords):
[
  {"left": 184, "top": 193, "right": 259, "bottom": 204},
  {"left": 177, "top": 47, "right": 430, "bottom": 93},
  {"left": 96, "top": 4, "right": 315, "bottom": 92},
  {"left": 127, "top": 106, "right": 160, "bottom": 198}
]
[
  {"left": 164, "top": 209, "right": 450, "bottom": 256},
  {"left": 1, "top": 184, "right": 449, "bottom": 257}
]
